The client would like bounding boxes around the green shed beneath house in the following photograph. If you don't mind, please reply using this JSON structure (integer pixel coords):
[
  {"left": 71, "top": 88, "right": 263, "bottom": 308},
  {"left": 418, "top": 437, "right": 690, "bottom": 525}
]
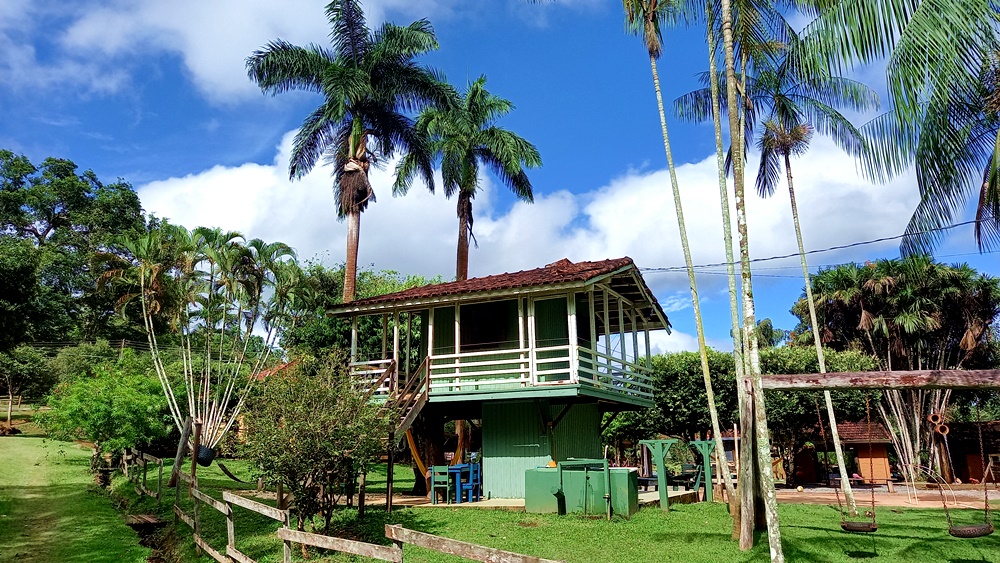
[{"left": 328, "top": 257, "right": 671, "bottom": 499}]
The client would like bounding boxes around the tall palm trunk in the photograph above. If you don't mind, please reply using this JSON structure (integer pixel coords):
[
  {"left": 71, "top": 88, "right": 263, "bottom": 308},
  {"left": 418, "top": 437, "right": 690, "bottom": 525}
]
[
  {"left": 647, "top": 52, "right": 736, "bottom": 506},
  {"left": 456, "top": 190, "right": 472, "bottom": 282},
  {"left": 783, "top": 153, "right": 858, "bottom": 516},
  {"left": 720, "top": 0, "right": 783, "bottom": 558},
  {"left": 706, "top": 2, "right": 742, "bottom": 521},
  {"left": 343, "top": 210, "right": 360, "bottom": 303}
]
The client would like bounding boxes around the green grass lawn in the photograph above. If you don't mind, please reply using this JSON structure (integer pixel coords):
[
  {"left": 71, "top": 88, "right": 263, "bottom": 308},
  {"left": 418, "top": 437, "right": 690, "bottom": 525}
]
[
  {"left": 117, "top": 459, "right": 999, "bottom": 563},
  {"left": 3, "top": 434, "right": 998, "bottom": 563},
  {"left": 0, "top": 436, "right": 151, "bottom": 563}
]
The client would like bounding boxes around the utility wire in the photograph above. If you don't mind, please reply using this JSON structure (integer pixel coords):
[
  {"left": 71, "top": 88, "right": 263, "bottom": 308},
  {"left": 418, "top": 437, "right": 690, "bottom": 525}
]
[{"left": 640, "top": 220, "right": 978, "bottom": 273}]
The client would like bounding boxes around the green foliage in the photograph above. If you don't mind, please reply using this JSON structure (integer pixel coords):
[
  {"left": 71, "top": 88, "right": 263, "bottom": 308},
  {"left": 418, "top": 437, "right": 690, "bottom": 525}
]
[
  {"left": 241, "top": 352, "right": 393, "bottom": 528},
  {"left": 37, "top": 350, "right": 170, "bottom": 461},
  {"left": 282, "top": 265, "right": 440, "bottom": 357},
  {"left": 47, "top": 339, "right": 120, "bottom": 381},
  {"left": 0, "top": 237, "right": 39, "bottom": 351},
  {"left": 0, "top": 345, "right": 53, "bottom": 402},
  {"left": 0, "top": 149, "right": 146, "bottom": 343},
  {"left": 794, "top": 257, "right": 1000, "bottom": 371},
  {"left": 647, "top": 347, "right": 876, "bottom": 443}
]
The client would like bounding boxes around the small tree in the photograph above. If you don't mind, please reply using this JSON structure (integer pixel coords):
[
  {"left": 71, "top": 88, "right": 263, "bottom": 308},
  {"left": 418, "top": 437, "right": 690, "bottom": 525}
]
[
  {"left": 0, "top": 345, "right": 52, "bottom": 431},
  {"left": 37, "top": 351, "right": 170, "bottom": 468},
  {"left": 241, "top": 353, "right": 392, "bottom": 536}
]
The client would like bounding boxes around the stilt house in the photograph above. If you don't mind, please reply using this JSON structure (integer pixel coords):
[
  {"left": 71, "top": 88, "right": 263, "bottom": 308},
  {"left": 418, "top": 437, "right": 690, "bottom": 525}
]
[{"left": 328, "top": 257, "right": 671, "bottom": 498}]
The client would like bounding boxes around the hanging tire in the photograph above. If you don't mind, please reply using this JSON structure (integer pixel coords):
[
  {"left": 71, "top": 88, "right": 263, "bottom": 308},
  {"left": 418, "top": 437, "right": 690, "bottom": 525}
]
[
  {"left": 949, "top": 523, "right": 994, "bottom": 538},
  {"left": 196, "top": 445, "right": 216, "bottom": 467}
]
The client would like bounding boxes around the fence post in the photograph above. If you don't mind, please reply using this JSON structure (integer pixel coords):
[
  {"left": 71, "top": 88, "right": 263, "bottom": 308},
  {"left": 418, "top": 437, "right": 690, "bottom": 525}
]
[
  {"left": 282, "top": 510, "right": 292, "bottom": 563},
  {"left": 156, "top": 459, "right": 164, "bottom": 503},
  {"left": 226, "top": 500, "right": 235, "bottom": 555},
  {"left": 193, "top": 483, "right": 202, "bottom": 557}
]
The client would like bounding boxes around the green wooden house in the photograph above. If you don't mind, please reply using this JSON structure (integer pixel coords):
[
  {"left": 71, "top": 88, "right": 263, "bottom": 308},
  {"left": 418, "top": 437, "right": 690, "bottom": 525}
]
[{"left": 328, "top": 257, "right": 670, "bottom": 498}]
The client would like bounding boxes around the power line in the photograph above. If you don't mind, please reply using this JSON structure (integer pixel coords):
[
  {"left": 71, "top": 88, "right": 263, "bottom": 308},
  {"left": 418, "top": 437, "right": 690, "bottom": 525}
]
[{"left": 641, "top": 220, "right": 978, "bottom": 273}]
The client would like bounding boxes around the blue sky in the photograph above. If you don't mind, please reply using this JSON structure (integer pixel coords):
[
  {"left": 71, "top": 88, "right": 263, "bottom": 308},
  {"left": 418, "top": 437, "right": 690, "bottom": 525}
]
[{"left": 1, "top": 0, "right": 994, "bottom": 352}]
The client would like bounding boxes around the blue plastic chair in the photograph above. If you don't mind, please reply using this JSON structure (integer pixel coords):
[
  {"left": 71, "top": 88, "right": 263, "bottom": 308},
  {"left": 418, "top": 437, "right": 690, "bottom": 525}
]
[{"left": 459, "top": 463, "right": 482, "bottom": 502}]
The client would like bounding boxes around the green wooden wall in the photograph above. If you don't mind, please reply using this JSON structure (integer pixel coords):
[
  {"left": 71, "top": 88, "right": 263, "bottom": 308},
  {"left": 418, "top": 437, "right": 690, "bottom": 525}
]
[{"left": 481, "top": 400, "right": 601, "bottom": 498}]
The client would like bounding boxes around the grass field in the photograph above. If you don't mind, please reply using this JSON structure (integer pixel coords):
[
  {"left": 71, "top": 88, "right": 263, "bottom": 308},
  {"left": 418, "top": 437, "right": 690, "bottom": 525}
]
[
  {"left": 113, "top": 458, "right": 1000, "bottom": 563},
  {"left": 4, "top": 414, "right": 998, "bottom": 563},
  {"left": 0, "top": 435, "right": 151, "bottom": 563}
]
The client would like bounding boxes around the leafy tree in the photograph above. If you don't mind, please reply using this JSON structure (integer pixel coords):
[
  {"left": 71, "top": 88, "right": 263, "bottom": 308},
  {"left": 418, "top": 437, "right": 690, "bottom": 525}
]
[
  {"left": 37, "top": 351, "right": 170, "bottom": 467},
  {"left": 281, "top": 265, "right": 440, "bottom": 358},
  {"left": 794, "top": 256, "right": 1000, "bottom": 484},
  {"left": 48, "top": 340, "right": 121, "bottom": 382},
  {"left": 0, "top": 345, "right": 51, "bottom": 430},
  {"left": 246, "top": 0, "right": 450, "bottom": 302},
  {"left": 395, "top": 76, "right": 541, "bottom": 281},
  {"left": 241, "top": 353, "right": 392, "bottom": 533},
  {"left": 0, "top": 236, "right": 39, "bottom": 351},
  {"left": 0, "top": 150, "right": 145, "bottom": 342}
]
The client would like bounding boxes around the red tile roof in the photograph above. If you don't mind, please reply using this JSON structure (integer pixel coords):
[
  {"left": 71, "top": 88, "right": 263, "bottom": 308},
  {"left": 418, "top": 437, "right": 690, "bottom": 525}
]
[
  {"left": 337, "top": 257, "right": 637, "bottom": 309},
  {"left": 837, "top": 421, "right": 892, "bottom": 443}
]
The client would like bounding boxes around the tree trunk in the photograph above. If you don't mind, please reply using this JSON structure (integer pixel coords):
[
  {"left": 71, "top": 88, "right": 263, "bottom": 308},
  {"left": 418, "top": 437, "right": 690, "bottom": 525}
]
[
  {"left": 648, "top": 52, "right": 737, "bottom": 508},
  {"left": 456, "top": 191, "right": 471, "bottom": 282},
  {"left": 357, "top": 470, "right": 367, "bottom": 519},
  {"left": 343, "top": 209, "right": 361, "bottom": 303},
  {"left": 720, "top": 0, "right": 783, "bottom": 556},
  {"left": 705, "top": 0, "right": 745, "bottom": 533},
  {"left": 6, "top": 390, "right": 13, "bottom": 430},
  {"left": 783, "top": 154, "right": 858, "bottom": 516}
]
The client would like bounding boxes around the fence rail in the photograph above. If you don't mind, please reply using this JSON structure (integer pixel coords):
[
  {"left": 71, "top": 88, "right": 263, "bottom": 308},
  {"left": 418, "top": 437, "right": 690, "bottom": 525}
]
[
  {"left": 123, "top": 449, "right": 164, "bottom": 501},
  {"left": 176, "top": 481, "right": 561, "bottom": 563}
]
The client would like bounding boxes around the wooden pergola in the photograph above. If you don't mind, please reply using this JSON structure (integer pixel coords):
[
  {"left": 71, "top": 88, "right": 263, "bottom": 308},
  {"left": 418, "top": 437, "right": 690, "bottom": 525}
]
[{"left": 761, "top": 370, "right": 1000, "bottom": 390}]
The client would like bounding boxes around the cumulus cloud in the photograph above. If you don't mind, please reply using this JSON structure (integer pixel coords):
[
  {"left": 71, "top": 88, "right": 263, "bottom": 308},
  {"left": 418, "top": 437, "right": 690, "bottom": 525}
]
[
  {"left": 0, "top": 0, "right": 486, "bottom": 102},
  {"left": 139, "top": 131, "right": 921, "bottom": 351}
]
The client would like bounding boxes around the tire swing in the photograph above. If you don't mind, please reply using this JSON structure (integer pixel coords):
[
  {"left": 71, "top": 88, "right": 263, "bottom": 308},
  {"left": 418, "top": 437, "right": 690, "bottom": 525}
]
[
  {"left": 830, "top": 394, "right": 879, "bottom": 533},
  {"left": 933, "top": 408, "right": 994, "bottom": 539}
]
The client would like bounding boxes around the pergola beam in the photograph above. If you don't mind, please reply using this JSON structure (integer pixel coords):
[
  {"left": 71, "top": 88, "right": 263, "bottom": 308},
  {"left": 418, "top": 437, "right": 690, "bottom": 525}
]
[{"left": 762, "top": 370, "right": 1000, "bottom": 391}]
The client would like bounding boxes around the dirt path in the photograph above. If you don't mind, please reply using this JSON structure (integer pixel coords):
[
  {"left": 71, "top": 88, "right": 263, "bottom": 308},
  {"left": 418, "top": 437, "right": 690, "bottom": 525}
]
[{"left": 0, "top": 437, "right": 150, "bottom": 563}]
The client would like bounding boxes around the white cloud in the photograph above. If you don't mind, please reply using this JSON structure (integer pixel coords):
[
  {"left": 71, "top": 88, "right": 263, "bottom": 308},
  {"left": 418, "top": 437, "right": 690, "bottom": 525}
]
[
  {"left": 138, "top": 132, "right": 921, "bottom": 319},
  {"left": 0, "top": 0, "right": 466, "bottom": 102}
]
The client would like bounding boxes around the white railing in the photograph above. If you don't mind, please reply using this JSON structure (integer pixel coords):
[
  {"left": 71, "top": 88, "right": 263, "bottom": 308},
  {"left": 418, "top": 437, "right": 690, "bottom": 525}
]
[
  {"left": 352, "top": 344, "right": 652, "bottom": 401},
  {"left": 350, "top": 359, "right": 395, "bottom": 397},
  {"left": 576, "top": 346, "right": 654, "bottom": 399}
]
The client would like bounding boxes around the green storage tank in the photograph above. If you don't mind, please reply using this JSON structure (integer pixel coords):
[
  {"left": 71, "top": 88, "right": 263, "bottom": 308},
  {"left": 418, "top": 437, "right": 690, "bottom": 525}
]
[{"left": 524, "top": 462, "right": 639, "bottom": 518}]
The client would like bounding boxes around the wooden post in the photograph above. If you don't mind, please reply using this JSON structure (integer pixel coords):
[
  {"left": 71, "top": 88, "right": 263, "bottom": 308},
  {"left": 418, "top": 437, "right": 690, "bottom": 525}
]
[
  {"left": 282, "top": 510, "right": 292, "bottom": 563},
  {"left": 518, "top": 298, "right": 527, "bottom": 385},
  {"left": 168, "top": 416, "right": 192, "bottom": 488},
  {"left": 226, "top": 501, "right": 235, "bottom": 555},
  {"left": 392, "top": 311, "right": 400, "bottom": 391},
  {"left": 382, "top": 314, "right": 388, "bottom": 360},
  {"left": 567, "top": 292, "right": 579, "bottom": 383},
  {"left": 387, "top": 431, "right": 395, "bottom": 513},
  {"left": 527, "top": 299, "right": 537, "bottom": 385},
  {"left": 351, "top": 316, "right": 359, "bottom": 363},
  {"left": 405, "top": 312, "right": 411, "bottom": 378},
  {"left": 358, "top": 470, "right": 367, "bottom": 519},
  {"left": 189, "top": 420, "right": 202, "bottom": 498}
]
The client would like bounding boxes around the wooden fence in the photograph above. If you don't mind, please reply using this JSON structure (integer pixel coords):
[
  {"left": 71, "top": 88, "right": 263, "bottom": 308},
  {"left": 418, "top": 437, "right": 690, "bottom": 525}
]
[
  {"left": 173, "top": 477, "right": 562, "bottom": 563},
  {"left": 123, "top": 449, "right": 164, "bottom": 501}
]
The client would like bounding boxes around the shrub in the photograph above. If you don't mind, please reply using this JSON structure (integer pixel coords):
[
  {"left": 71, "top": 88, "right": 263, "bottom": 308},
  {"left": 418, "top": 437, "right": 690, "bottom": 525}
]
[{"left": 37, "top": 350, "right": 171, "bottom": 468}]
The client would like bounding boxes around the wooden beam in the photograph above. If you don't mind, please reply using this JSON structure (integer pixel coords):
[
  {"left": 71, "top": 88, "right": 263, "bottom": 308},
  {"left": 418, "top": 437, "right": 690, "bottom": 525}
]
[
  {"left": 385, "top": 525, "right": 564, "bottom": 563},
  {"left": 762, "top": 370, "right": 1000, "bottom": 391}
]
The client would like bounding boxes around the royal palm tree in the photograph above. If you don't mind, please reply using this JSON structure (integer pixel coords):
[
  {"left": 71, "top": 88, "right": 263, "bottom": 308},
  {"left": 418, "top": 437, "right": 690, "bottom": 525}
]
[
  {"left": 247, "top": 0, "right": 450, "bottom": 302},
  {"left": 798, "top": 1, "right": 1000, "bottom": 254},
  {"left": 394, "top": 76, "right": 541, "bottom": 281},
  {"left": 621, "top": 0, "right": 738, "bottom": 507},
  {"left": 717, "top": 0, "right": 783, "bottom": 556}
]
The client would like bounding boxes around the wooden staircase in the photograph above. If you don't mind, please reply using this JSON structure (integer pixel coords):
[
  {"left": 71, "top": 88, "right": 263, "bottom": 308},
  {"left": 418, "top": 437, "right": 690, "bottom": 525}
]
[{"left": 366, "top": 357, "right": 430, "bottom": 436}]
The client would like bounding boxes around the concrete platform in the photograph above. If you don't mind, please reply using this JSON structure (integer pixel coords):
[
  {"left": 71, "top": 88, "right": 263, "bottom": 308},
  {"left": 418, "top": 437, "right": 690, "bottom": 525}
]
[
  {"left": 384, "top": 488, "right": 700, "bottom": 510},
  {"left": 639, "top": 489, "right": 700, "bottom": 507}
]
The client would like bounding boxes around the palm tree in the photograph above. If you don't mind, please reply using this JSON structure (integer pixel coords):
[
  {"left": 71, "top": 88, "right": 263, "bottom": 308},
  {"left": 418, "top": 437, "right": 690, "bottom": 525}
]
[
  {"left": 717, "top": 0, "right": 784, "bottom": 556},
  {"left": 621, "top": 0, "right": 738, "bottom": 507},
  {"left": 394, "top": 76, "right": 541, "bottom": 281},
  {"left": 247, "top": 0, "right": 450, "bottom": 302},
  {"left": 797, "top": 1, "right": 1000, "bottom": 254}
]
